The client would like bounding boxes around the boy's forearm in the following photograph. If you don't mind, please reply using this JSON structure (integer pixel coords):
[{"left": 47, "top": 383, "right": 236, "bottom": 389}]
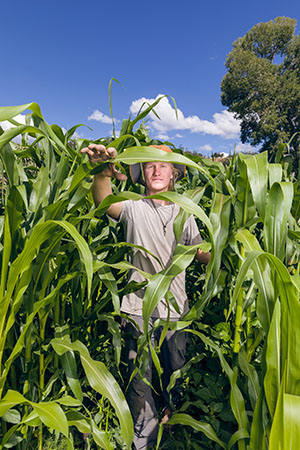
[
  {"left": 92, "top": 174, "right": 123, "bottom": 219},
  {"left": 92, "top": 174, "right": 112, "bottom": 207}
]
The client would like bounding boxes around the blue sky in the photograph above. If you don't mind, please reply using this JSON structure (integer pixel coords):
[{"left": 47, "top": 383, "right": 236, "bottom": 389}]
[{"left": 1, "top": 0, "right": 299, "bottom": 156}]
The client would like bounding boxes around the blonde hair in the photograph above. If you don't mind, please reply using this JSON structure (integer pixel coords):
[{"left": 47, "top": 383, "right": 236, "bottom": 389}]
[{"left": 170, "top": 166, "right": 181, "bottom": 190}]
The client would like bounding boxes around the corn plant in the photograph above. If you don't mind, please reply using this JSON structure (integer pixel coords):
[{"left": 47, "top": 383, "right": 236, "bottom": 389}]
[
  {"left": 0, "top": 103, "right": 135, "bottom": 449},
  {"left": 0, "top": 95, "right": 299, "bottom": 450}
]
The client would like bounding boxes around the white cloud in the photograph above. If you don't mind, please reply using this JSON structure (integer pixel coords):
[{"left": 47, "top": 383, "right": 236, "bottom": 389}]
[
  {"left": 1, "top": 116, "right": 83, "bottom": 143},
  {"left": 129, "top": 95, "right": 240, "bottom": 139},
  {"left": 69, "top": 130, "right": 81, "bottom": 139},
  {"left": 234, "top": 142, "right": 256, "bottom": 153},
  {"left": 61, "top": 127, "right": 81, "bottom": 139},
  {"left": 108, "top": 128, "right": 121, "bottom": 138},
  {"left": 0, "top": 114, "right": 33, "bottom": 143},
  {"left": 199, "top": 144, "right": 213, "bottom": 152},
  {"left": 155, "top": 133, "right": 169, "bottom": 141},
  {"left": 175, "top": 133, "right": 183, "bottom": 138},
  {"left": 0, "top": 114, "right": 29, "bottom": 131},
  {"left": 88, "top": 110, "right": 116, "bottom": 124}
]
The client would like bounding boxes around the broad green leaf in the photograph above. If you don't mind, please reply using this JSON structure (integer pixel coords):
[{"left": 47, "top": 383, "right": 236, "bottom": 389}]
[
  {"left": 234, "top": 155, "right": 256, "bottom": 228},
  {"left": 173, "top": 187, "right": 205, "bottom": 242},
  {"left": 0, "top": 274, "right": 77, "bottom": 394},
  {"left": 233, "top": 250, "right": 300, "bottom": 400},
  {"left": 209, "top": 193, "right": 231, "bottom": 280},
  {"left": 56, "top": 396, "right": 82, "bottom": 407},
  {"left": 65, "top": 124, "right": 88, "bottom": 145},
  {"left": 167, "top": 354, "right": 204, "bottom": 394},
  {"left": 29, "top": 165, "right": 51, "bottom": 224},
  {"left": 269, "top": 372, "right": 285, "bottom": 450},
  {"left": 67, "top": 163, "right": 91, "bottom": 195},
  {"left": 82, "top": 189, "right": 213, "bottom": 242},
  {"left": 51, "top": 337, "right": 134, "bottom": 449},
  {"left": 239, "top": 151, "right": 268, "bottom": 220},
  {"left": 0, "top": 213, "right": 11, "bottom": 299},
  {"left": 6, "top": 187, "right": 26, "bottom": 249},
  {"left": 291, "top": 274, "right": 300, "bottom": 291},
  {"left": 263, "top": 182, "right": 293, "bottom": 260},
  {"left": 94, "top": 242, "right": 163, "bottom": 268},
  {"left": 227, "top": 428, "right": 249, "bottom": 450},
  {"left": 238, "top": 349, "right": 260, "bottom": 410},
  {"left": 186, "top": 330, "right": 249, "bottom": 433},
  {"left": 66, "top": 412, "right": 114, "bottom": 450},
  {"left": 107, "top": 133, "right": 141, "bottom": 150},
  {"left": 32, "top": 402, "right": 69, "bottom": 437},
  {"left": 283, "top": 393, "right": 300, "bottom": 448},
  {"left": 98, "top": 314, "right": 122, "bottom": 368},
  {"left": 0, "top": 125, "right": 48, "bottom": 150},
  {"left": 249, "top": 387, "right": 267, "bottom": 450},
  {"left": 280, "top": 276, "right": 300, "bottom": 396},
  {"left": 147, "top": 191, "right": 213, "bottom": 239},
  {"left": 0, "top": 103, "right": 43, "bottom": 121},
  {"left": 0, "top": 142, "right": 28, "bottom": 186},
  {"left": 264, "top": 300, "right": 281, "bottom": 418},
  {"left": 268, "top": 163, "right": 282, "bottom": 187},
  {"left": 233, "top": 234, "right": 275, "bottom": 332},
  {"left": 1, "top": 408, "right": 20, "bottom": 424},
  {"left": 167, "top": 413, "right": 226, "bottom": 449},
  {"left": 115, "top": 145, "right": 211, "bottom": 178},
  {"left": 0, "top": 390, "right": 68, "bottom": 437},
  {"left": 92, "top": 426, "right": 115, "bottom": 450},
  {"left": 227, "top": 249, "right": 263, "bottom": 320},
  {"left": 0, "top": 390, "right": 25, "bottom": 416},
  {"left": 51, "top": 123, "right": 65, "bottom": 142},
  {"left": 0, "top": 423, "right": 23, "bottom": 449},
  {"left": 59, "top": 350, "right": 83, "bottom": 403},
  {"left": 142, "top": 244, "right": 199, "bottom": 333},
  {"left": 1, "top": 220, "right": 93, "bottom": 317},
  {"left": 97, "top": 266, "right": 120, "bottom": 314},
  {"left": 94, "top": 259, "right": 152, "bottom": 281}
]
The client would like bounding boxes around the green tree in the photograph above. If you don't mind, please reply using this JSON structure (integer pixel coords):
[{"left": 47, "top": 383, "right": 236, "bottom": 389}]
[{"left": 221, "top": 17, "right": 300, "bottom": 174}]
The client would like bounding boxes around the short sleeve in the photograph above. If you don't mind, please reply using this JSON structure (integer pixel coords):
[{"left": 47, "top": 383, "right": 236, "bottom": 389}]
[{"left": 119, "top": 200, "right": 133, "bottom": 223}]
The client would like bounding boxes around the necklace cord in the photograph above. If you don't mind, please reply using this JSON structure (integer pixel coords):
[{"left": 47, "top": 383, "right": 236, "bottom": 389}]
[{"left": 150, "top": 199, "right": 175, "bottom": 236}]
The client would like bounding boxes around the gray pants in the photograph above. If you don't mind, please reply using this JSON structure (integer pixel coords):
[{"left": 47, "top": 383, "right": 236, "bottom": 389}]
[{"left": 123, "top": 315, "right": 186, "bottom": 450}]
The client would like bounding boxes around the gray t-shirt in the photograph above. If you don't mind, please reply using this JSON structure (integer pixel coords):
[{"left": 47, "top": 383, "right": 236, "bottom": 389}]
[{"left": 119, "top": 198, "right": 202, "bottom": 319}]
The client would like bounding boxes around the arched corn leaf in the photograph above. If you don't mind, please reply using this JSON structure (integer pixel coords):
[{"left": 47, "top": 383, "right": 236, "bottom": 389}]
[
  {"left": 51, "top": 336, "right": 134, "bottom": 449},
  {"left": 0, "top": 390, "right": 69, "bottom": 438},
  {"left": 165, "top": 413, "right": 227, "bottom": 449}
]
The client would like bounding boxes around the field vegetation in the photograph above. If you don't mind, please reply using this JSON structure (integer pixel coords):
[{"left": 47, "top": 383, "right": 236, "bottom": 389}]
[{"left": 0, "top": 96, "right": 299, "bottom": 449}]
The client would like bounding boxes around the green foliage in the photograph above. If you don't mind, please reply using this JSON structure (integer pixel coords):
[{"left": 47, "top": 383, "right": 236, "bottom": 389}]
[
  {"left": 221, "top": 16, "right": 300, "bottom": 176},
  {"left": 0, "top": 94, "right": 299, "bottom": 450}
]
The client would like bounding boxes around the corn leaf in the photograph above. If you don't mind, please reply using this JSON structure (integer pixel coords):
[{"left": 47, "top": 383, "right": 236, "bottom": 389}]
[
  {"left": 51, "top": 336, "right": 134, "bottom": 449},
  {"left": 264, "top": 299, "right": 281, "bottom": 418},
  {"left": 263, "top": 182, "right": 293, "bottom": 260},
  {"left": 167, "top": 413, "right": 226, "bottom": 449},
  {"left": 142, "top": 244, "right": 199, "bottom": 333},
  {"left": 239, "top": 151, "right": 268, "bottom": 221},
  {"left": 0, "top": 390, "right": 69, "bottom": 437}
]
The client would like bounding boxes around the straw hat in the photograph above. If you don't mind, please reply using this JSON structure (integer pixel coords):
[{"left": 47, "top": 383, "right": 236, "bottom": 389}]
[{"left": 129, "top": 145, "right": 186, "bottom": 186}]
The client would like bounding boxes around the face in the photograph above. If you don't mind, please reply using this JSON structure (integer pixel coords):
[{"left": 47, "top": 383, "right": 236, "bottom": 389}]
[{"left": 143, "top": 162, "right": 173, "bottom": 194}]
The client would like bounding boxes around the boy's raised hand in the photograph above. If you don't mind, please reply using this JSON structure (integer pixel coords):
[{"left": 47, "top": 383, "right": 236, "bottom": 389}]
[{"left": 81, "top": 144, "right": 127, "bottom": 181}]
